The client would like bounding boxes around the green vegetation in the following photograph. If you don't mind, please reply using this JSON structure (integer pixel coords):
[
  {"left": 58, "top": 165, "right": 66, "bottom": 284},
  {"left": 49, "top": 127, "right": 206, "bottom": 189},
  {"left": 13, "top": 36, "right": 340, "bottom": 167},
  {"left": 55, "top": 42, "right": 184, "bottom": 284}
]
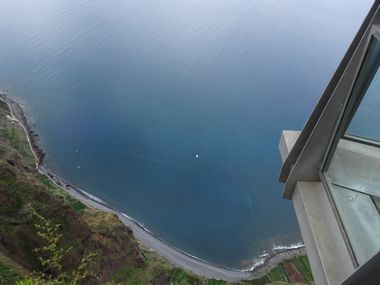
[
  {"left": 25, "top": 209, "right": 99, "bottom": 285},
  {"left": 293, "top": 256, "right": 313, "bottom": 282},
  {"left": 0, "top": 260, "right": 22, "bottom": 284},
  {"left": 0, "top": 100, "right": 34, "bottom": 167},
  {"left": 0, "top": 98, "right": 314, "bottom": 284}
]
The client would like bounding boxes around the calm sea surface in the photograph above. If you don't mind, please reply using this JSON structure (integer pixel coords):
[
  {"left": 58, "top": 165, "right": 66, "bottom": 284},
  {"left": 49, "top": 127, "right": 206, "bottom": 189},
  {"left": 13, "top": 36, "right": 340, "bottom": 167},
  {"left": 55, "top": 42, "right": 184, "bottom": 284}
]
[{"left": 0, "top": 0, "right": 372, "bottom": 268}]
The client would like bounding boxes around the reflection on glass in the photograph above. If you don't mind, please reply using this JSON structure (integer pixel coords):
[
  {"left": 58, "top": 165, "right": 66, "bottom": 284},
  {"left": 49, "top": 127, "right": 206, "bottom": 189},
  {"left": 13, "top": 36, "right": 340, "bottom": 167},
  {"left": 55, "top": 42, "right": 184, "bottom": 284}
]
[
  {"left": 347, "top": 61, "right": 380, "bottom": 142},
  {"left": 329, "top": 185, "right": 380, "bottom": 265},
  {"left": 345, "top": 35, "right": 380, "bottom": 143}
]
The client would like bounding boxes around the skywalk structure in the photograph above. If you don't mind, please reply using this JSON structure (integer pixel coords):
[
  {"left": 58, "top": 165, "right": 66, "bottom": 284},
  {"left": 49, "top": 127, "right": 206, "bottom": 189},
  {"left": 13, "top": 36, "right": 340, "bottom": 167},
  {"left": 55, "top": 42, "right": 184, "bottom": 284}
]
[{"left": 279, "top": 1, "right": 380, "bottom": 284}]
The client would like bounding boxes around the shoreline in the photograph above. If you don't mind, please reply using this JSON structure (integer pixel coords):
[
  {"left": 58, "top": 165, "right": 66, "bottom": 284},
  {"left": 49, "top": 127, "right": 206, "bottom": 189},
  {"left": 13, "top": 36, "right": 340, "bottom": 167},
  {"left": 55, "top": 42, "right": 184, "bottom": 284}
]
[{"left": 0, "top": 92, "right": 305, "bottom": 282}]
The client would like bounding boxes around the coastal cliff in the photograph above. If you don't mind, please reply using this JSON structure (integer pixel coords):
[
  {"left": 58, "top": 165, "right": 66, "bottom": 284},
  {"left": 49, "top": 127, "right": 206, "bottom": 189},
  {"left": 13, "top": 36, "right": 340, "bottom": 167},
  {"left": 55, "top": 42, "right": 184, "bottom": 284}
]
[{"left": 0, "top": 95, "right": 313, "bottom": 284}]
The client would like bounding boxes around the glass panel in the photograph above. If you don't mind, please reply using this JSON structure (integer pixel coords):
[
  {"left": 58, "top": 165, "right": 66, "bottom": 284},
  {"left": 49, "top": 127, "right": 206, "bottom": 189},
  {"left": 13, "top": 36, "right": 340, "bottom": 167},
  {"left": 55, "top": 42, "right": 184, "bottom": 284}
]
[
  {"left": 330, "top": 185, "right": 380, "bottom": 265},
  {"left": 326, "top": 36, "right": 380, "bottom": 266},
  {"left": 347, "top": 65, "right": 380, "bottom": 141},
  {"left": 373, "top": 196, "right": 380, "bottom": 213},
  {"left": 328, "top": 139, "right": 380, "bottom": 197},
  {"left": 345, "top": 36, "right": 380, "bottom": 142}
]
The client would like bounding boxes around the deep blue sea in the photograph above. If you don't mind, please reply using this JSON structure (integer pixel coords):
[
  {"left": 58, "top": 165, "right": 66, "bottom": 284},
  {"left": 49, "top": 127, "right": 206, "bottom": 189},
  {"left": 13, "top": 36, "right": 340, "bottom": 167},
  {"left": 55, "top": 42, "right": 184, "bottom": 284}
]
[{"left": 0, "top": 0, "right": 372, "bottom": 269}]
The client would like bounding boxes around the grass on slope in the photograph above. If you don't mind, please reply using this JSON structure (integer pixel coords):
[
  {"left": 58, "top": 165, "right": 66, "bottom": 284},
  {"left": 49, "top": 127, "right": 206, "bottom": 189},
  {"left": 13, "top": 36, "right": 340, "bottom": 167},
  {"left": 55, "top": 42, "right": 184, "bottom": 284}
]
[{"left": 0, "top": 260, "right": 21, "bottom": 285}]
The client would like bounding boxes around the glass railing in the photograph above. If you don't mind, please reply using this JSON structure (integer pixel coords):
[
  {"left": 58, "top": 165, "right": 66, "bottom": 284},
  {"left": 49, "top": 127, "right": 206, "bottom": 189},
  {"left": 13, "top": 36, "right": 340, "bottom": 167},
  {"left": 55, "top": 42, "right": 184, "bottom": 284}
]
[{"left": 326, "top": 35, "right": 380, "bottom": 266}]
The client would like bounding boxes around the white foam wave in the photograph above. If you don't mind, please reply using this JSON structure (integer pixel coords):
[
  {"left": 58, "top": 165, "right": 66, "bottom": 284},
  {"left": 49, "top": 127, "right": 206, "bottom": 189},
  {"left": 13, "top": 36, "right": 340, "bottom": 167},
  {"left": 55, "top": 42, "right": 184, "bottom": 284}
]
[
  {"left": 243, "top": 259, "right": 265, "bottom": 271},
  {"left": 121, "top": 212, "right": 133, "bottom": 220},
  {"left": 121, "top": 213, "right": 153, "bottom": 234},
  {"left": 78, "top": 189, "right": 105, "bottom": 203},
  {"left": 272, "top": 242, "right": 304, "bottom": 251},
  {"left": 259, "top": 252, "right": 269, "bottom": 258}
]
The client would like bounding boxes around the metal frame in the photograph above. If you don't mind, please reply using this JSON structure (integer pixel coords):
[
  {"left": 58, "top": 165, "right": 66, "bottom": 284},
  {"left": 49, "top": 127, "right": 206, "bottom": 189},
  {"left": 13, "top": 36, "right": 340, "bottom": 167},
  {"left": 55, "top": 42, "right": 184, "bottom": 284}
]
[
  {"left": 343, "top": 134, "right": 380, "bottom": 148},
  {"left": 322, "top": 26, "right": 380, "bottom": 171}
]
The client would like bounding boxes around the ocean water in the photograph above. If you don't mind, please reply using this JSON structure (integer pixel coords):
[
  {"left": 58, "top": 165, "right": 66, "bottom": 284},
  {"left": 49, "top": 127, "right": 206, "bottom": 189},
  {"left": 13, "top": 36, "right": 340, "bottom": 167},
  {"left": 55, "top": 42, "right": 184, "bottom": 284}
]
[{"left": 0, "top": 0, "right": 372, "bottom": 269}]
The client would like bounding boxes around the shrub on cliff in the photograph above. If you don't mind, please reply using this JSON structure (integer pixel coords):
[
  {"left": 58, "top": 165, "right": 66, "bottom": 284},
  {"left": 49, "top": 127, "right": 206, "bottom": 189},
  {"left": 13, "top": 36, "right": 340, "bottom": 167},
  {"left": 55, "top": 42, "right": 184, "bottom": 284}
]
[{"left": 16, "top": 209, "right": 98, "bottom": 285}]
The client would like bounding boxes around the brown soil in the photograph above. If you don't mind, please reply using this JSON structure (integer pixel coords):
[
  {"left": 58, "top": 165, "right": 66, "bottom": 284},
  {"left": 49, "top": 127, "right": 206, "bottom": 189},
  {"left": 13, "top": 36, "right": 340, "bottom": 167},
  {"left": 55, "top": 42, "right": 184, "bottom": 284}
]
[{"left": 283, "top": 260, "right": 306, "bottom": 283}]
